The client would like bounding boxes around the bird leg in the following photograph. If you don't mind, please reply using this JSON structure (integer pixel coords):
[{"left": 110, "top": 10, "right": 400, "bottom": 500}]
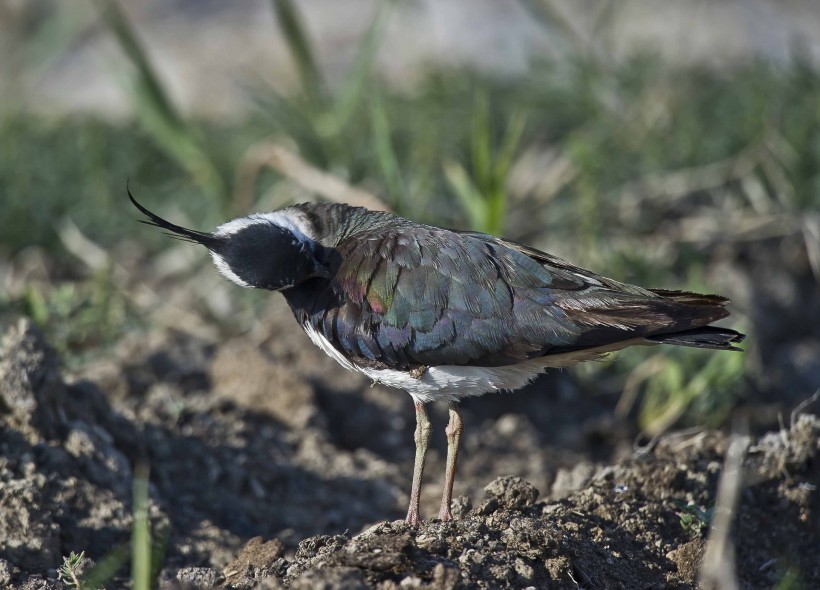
[
  {"left": 438, "top": 401, "right": 463, "bottom": 521},
  {"left": 405, "top": 401, "right": 431, "bottom": 527}
]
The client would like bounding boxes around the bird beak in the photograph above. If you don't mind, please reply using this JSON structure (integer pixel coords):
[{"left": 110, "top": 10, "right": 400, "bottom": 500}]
[{"left": 311, "top": 259, "right": 331, "bottom": 279}]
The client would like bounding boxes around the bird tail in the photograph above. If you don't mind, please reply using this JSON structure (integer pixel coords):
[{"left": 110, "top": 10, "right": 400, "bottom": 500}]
[
  {"left": 647, "top": 326, "right": 745, "bottom": 351},
  {"left": 646, "top": 289, "right": 745, "bottom": 350}
]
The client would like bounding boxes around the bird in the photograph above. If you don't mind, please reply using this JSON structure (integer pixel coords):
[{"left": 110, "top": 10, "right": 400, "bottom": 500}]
[{"left": 129, "top": 191, "right": 745, "bottom": 527}]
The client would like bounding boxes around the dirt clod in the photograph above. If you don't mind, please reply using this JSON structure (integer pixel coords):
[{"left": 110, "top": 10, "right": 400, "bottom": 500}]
[
  {"left": 176, "top": 567, "right": 224, "bottom": 588},
  {"left": 481, "top": 475, "right": 539, "bottom": 512},
  {"left": 666, "top": 538, "right": 706, "bottom": 585},
  {"left": 222, "top": 536, "right": 285, "bottom": 586}
]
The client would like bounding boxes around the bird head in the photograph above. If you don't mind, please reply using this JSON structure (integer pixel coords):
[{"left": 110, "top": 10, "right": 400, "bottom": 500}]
[{"left": 129, "top": 190, "right": 330, "bottom": 291}]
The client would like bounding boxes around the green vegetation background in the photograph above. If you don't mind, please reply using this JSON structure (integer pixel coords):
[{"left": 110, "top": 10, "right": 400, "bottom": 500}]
[{"left": 2, "top": 0, "right": 819, "bottom": 436}]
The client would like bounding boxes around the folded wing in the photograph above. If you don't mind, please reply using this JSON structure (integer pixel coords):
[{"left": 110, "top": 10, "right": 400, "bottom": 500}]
[{"left": 296, "top": 225, "right": 740, "bottom": 371}]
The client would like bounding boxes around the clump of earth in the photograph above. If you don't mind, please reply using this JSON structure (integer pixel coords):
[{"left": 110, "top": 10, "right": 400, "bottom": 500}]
[{"left": 0, "top": 318, "right": 817, "bottom": 589}]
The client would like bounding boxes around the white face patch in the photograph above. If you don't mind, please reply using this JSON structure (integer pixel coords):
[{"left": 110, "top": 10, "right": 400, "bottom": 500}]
[
  {"left": 208, "top": 207, "right": 317, "bottom": 289},
  {"left": 209, "top": 250, "right": 251, "bottom": 288}
]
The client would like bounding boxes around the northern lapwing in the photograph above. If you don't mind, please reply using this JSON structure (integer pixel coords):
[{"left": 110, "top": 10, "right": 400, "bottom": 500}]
[{"left": 130, "top": 192, "right": 745, "bottom": 527}]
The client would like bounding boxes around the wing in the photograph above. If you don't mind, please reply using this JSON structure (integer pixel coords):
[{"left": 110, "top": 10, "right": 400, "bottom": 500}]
[{"left": 291, "top": 224, "right": 730, "bottom": 371}]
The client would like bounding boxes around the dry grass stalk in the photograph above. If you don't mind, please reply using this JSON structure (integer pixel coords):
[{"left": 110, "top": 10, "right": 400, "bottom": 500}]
[
  {"left": 699, "top": 431, "right": 750, "bottom": 590},
  {"left": 234, "top": 142, "right": 390, "bottom": 213}
]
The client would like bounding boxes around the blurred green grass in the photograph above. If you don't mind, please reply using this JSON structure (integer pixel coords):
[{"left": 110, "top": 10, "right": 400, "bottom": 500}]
[{"left": 2, "top": 0, "right": 818, "bottom": 433}]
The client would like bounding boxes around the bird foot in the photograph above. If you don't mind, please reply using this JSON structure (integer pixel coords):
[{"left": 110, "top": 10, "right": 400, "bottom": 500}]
[{"left": 438, "top": 506, "right": 453, "bottom": 522}]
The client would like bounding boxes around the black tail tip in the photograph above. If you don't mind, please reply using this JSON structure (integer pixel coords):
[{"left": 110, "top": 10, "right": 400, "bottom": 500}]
[{"left": 649, "top": 327, "right": 746, "bottom": 351}]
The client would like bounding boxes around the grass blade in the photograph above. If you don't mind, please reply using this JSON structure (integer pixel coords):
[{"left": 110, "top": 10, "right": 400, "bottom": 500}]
[
  {"left": 371, "top": 91, "right": 407, "bottom": 208},
  {"left": 271, "top": 0, "right": 324, "bottom": 101},
  {"left": 93, "top": 0, "right": 185, "bottom": 134},
  {"left": 132, "top": 463, "right": 151, "bottom": 590},
  {"left": 444, "top": 159, "right": 484, "bottom": 230},
  {"left": 327, "top": 0, "right": 393, "bottom": 135},
  {"left": 470, "top": 90, "right": 492, "bottom": 192},
  {"left": 81, "top": 545, "right": 130, "bottom": 589},
  {"left": 494, "top": 111, "right": 527, "bottom": 182},
  {"left": 487, "top": 111, "right": 526, "bottom": 234},
  {"left": 93, "top": 0, "right": 227, "bottom": 200}
]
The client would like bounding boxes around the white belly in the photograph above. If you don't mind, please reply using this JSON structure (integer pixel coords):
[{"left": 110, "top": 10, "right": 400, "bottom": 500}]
[{"left": 303, "top": 324, "right": 649, "bottom": 403}]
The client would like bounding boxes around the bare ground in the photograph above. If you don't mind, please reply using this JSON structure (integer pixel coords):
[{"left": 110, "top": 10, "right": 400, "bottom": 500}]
[{"left": 0, "top": 317, "right": 817, "bottom": 589}]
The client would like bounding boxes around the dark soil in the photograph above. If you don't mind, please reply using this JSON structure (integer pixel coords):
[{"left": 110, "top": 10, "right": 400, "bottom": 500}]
[{"left": 1, "top": 317, "right": 817, "bottom": 589}]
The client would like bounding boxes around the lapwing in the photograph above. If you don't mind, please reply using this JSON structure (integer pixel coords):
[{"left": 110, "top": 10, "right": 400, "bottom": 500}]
[{"left": 130, "top": 192, "right": 744, "bottom": 527}]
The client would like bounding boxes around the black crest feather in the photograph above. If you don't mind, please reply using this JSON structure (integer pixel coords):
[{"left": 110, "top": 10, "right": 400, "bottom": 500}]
[{"left": 128, "top": 188, "right": 225, "bottom": 250}]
